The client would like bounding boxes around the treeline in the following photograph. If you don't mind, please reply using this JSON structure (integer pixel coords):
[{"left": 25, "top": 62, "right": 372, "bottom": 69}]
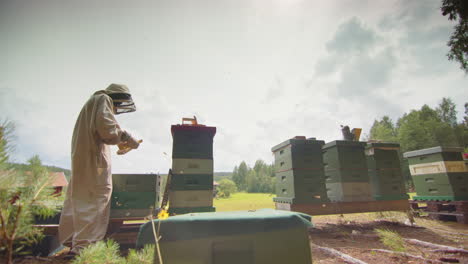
[
  {"left": 231, "top": 160, "right": 276, "bottom": 193},
  {"left": 368, "top": 98, "right": 467, "bottom": 152},
  {"left": 8, "top": 162, "right": 71, "bottom": 179}
]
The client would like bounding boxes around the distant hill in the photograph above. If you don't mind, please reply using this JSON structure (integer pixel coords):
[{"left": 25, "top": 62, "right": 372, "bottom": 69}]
[
  {"left": 214, "top": 172, "right": 232, "bottom": 182},
  {"left": 9, "top": 163, "right": 71, "bottom": 180},
  {"left": 8, "top": 162, "right": 231, "bottom": 183}
]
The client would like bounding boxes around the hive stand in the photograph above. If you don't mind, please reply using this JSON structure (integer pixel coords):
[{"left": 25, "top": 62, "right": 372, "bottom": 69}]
[
  {"left": 34, "top": 173, "right": 161, "bottom": 256},
  {"left": 273, "top": 139, "right": 413, "bottom": 223},
  {"left": 275, "top": 199, "right": 413, "bottom": 223},
  {"left": 409, "top": 200, "right": 468, "bottom": 224},
  {"left": 35, "top": 210, "right": 158, "bottom": 256}
]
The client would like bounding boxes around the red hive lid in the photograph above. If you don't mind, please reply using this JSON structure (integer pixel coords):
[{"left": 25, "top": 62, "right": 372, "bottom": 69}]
[{"left": 171, "top": 124, "right": 217, "bottom": 137}]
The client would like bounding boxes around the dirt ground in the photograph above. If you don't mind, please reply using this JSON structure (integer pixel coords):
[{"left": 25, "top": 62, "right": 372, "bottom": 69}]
[
  {"left": 311, "top": 212, "right": 468, "bottom": 264},
  {"left": 3, "top": 213, "right": 468, "bottom": 264}
]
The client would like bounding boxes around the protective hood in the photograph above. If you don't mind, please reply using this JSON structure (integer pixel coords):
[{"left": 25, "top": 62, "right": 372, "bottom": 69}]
[{"left": 104, "top": 83, "right": 136, "bottom": 114}]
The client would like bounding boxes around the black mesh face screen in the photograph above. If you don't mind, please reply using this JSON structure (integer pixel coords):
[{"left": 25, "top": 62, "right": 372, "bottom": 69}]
[
  {"left": 109, "top": 93, "right": 132, "bottom": 101},
  {"left": 108, "top": 93, "right": 136, "bottom": 114}
]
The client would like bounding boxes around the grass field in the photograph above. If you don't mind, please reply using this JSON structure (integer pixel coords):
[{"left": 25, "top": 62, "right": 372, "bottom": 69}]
[
  {"left": 213, "top": 192, "right": 419, "bottom": 212},
  {"left": 213, "top": 192, "right": 276, "bottom": 212}
]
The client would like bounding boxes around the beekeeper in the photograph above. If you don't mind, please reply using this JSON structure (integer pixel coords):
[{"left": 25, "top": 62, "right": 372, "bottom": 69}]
[{"left": 58, "top": 84, "right": 140, "bottom": 255}]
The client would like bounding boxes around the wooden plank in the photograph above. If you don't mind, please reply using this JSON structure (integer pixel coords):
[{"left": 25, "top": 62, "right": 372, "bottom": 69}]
[
  {"left": 110, "top": 216, "right": 150, "bottom": 222},
  {"left": 107, "top": 231, "right": 139, "bottom": 245},
  {"left": 35, "top": 224, "right": 59, "bottom": 236},
  {"left": 276, "top": 200, "right": 410, "bottom": 215},
  {"left": 428, "top": 212, "right": 464, "bottom": 216}
]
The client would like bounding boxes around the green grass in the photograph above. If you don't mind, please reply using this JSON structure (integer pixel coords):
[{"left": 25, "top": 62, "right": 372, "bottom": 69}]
[
  {"left": 213, "top": 192, "right": 276, "bottom": 212},
  {"left": 375, "top": 228, "right": 407, "bottom": 252}
]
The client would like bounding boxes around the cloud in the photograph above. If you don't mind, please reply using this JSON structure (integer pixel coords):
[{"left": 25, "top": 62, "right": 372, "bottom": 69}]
[
  {"left": 1, "top": 0, "right": 466, "bottom": 174},
  {"left": 314, "top": 56, "right": 339, "bottom": 76},
  {"left": 326, "top": 17, "right": 378, "bottom": 55},
  {"left": 377, "top": 1, "right": 454, "bottom": 75},
  {"left": 264, "top": 76, "right": 284, "bottom": 102},
  {"left": 315, "top": 17, "right": 397, "bottom": 98},
  {"left": 336, "top": 48, "right": 396, "bottom": 97}
]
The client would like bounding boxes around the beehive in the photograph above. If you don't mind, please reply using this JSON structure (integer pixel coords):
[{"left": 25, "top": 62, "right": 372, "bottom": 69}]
[
  {"left": 171, "top": 125, "right": 215, "bottom": 159},
  {"left": 272, "top": 138, "right": 329, "bottom": 204},
  {"left": 110, "top": 174, "right": 160, "bottom": 218},
  {"left": 366, "top": 142, "right": 408, "bottom": 201},
  {"left": 322, "top": 140, "right": 372, "bottom": 202},
  {"left": 136, "top": 209, "right": 313, "bottom": 264},
  {"left": 170, "top": 124, "right": 216, "bottom": 214},
  {"left": 403, "top": 146, "right": 468, "bottom": 201}
]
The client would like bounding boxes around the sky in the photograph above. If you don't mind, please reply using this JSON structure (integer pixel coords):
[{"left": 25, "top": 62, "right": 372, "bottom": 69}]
[{"left": 1, "top": 0, "right": 467, "bottom": 173}]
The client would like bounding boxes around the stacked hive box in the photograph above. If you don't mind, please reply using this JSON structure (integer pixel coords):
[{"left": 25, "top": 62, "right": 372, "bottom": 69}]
[
  {"left": 272, "top": 138, "right": 329, "bottom": 204},
  {"left": 169, "top": 124, "right": 216, "bottom": 214},
  {"left": 322, "top": 140, "right": 372, "bottom": 202},
  {"left": 111, "top": 174, "right": 160, "bottom": 218},
  {"left": 403, "top": 146, "right": 468, "bottom": 201},
  {"left": 366, "top": 142, "right": 408, "bottom": 201}
]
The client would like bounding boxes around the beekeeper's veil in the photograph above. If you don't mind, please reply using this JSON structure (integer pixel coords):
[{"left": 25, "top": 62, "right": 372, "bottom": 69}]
[{"left": 104, "top": 83, "right": 136, "bottom": 114}]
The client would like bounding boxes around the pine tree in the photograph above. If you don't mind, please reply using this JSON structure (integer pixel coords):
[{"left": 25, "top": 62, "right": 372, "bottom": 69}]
[
  {"left": 237, "top": 162, "right": 249, "bottom": 191},
  {"left": 369, "top": 116, "right": 398, "bottom": 142},
  {"left": 0, "top": 121, "right": 60, "bottom": 264},
  {"left": 436, "top": 97, "right": 458, "bottom": 127}
]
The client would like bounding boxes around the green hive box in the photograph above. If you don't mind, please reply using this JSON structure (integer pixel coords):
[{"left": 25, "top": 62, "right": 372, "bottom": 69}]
[
  {"left": 322, "top": 140, "right": 368, "bottom": 183},
  {"left": 324, "top": 169, "right": 370, "bottom": 183},
  {"left": 272, "top": 138, "right": 329, "bottom": 203},
  {"left": 404, "top": 146, "right": 468, "bottom": 201},
  {"left": 111, "top": 174, "right": 160, "bottom": 218},
  {"left": 169, "top": 190, "right": 214, "bottom": 207},
  {"left": 273, "top": 170, "right": 329, "bottom": 203},
  {"left": 170, "top": 173, "right": 214, "bottom": 191},
  {"left": 136, "top": 209, "right": 313, "bottom": 264},
  {"left": 171, "top": 125, "right": 216, "bottom": 159},
  {"left": 326, "top": 182, "right": 372, "bottom": 202},
  {"left": 366, "top": 142, "right": 408, "bottom": 200},
  {"left": 322, "top": 141, "right": 372, "bottom": 202},
  {"left": 410, "top": 172, "right": 468, "bottom": 200},
  {"left": 271, "top": 138, "right": 325, "bottom": 172},
  {"left": 406, "top": 147, "right": 464, "bottom": 166}
]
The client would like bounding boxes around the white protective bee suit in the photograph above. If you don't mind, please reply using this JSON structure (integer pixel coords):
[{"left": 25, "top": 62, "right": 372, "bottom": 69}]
[{"left": 58, "top": 84, "right": 139, "bottom": 253}]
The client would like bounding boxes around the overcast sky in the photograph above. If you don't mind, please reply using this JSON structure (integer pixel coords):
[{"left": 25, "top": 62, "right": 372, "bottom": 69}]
[{"left": 1, "top": 0, "right": 466, "bottom": 173}]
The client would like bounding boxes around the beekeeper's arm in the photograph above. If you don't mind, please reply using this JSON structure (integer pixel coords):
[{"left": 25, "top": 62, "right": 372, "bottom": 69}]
[{"left": 95, "top": 95, "right": 139, "bottom": 148}]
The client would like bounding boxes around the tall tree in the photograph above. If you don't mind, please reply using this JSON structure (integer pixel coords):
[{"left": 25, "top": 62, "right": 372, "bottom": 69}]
[
  {"left": 436, "top": 97, "right": 458, "bottom": 127},
  {"left": 369, "top": 116, "right": 398, "bottom": 142},
  {"left": 246, "top": 169, "right": 259, "bottom": 193},
  {"left": 453, "top": 122, "right": 468, "bottom": 149},
  {"left": 465, "top": 102, "right": 468, "bottom": 125},
  {"left": 231, "top": 165, "right": 239, "bottom": 189},
  {"left": 397, "top": 104, "right": 458, "bottom": 152},
  {"left": 455, "top": 102, "right": 468, "bottom": 149},
  {"left": 231, "top": 160, "right": 275, "bottom": 193},
  {"left": 253, "top": 160, "right": 266, "bottom": 174},
  {"left": 440, "top": 0, "right": 468, "bottom": 73},
  {"left": 235, "top": 162, "right": 249, "bottom": 191},
  {"left": 0, "top": 121, "right": 15, "bottom": 165}
]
